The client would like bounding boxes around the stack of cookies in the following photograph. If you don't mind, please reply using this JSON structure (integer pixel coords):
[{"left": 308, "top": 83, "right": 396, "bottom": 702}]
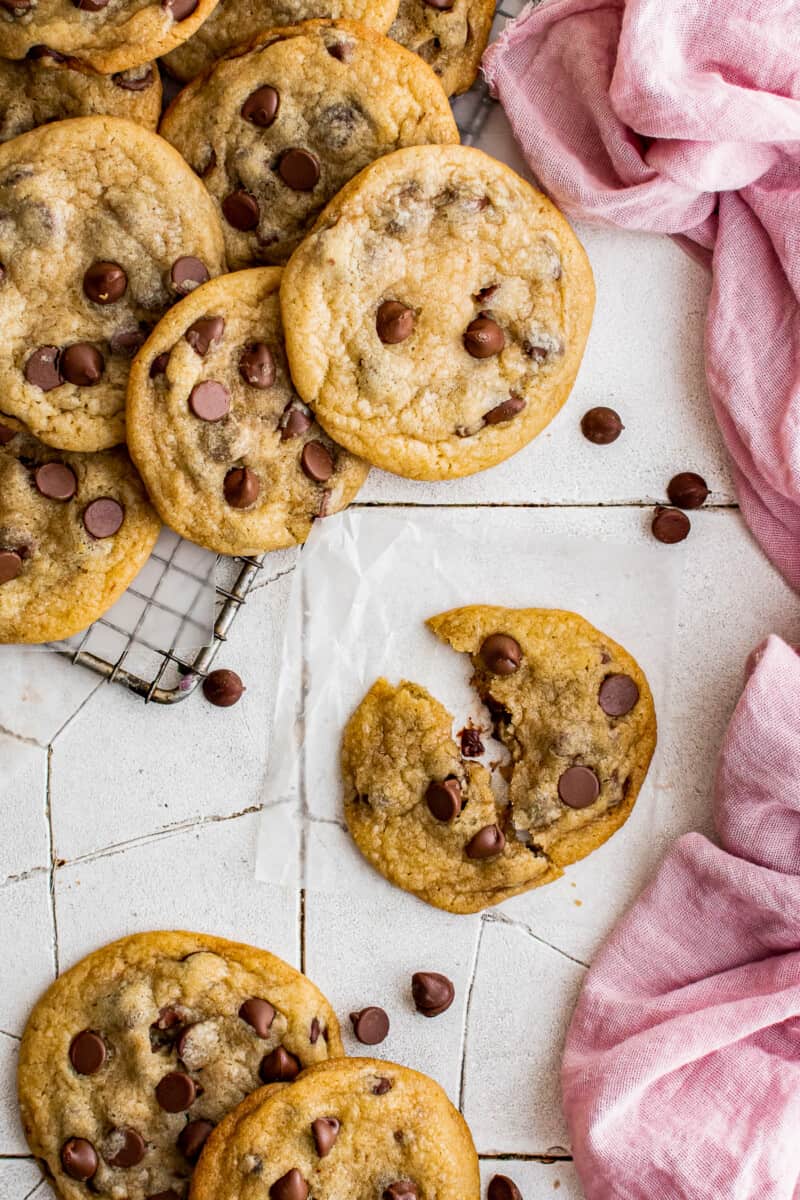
[
  {"left": 18, "top": 931, "right": 481, "bottom": 1200},
  {"left": 0, "top": 0, "right": 594, "bottom": 644}
]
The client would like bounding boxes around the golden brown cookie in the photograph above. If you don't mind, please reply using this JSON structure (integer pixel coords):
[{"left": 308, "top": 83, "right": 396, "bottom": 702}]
[
  {"left": 281, "top": 145, "right": 595, "bottom": 480},
  {"left": 191, "top": 1057, "right": 480, "bottom": 1200},
  {"left": 18, "top": 931, "right": 344, "bottom": 1200},
  {"left": 159, "top": 20, "right": 459, "bottom": 268},
  {"left": 0, "top": 117, "right": 227, "bottom": 452},
  {"left": 389, "top": 0, "right": 495, "bottom": 96},
  {"left": 127, "top": 268, "right": 369, "bottom": 555},
  {"left": 0, "top": 426, "right": 160, "bottom": 644},
  {"left": 342, "top": 606, "right": 656, "bottom": 913}
]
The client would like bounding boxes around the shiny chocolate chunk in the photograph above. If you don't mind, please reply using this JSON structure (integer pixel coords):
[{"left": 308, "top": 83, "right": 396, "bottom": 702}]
[
  {"left": 25, "top": 346, "right": 61, "bottom": 391},
  {"left": 164, "top": 0, "right": 199, "bottom": 18},
  {"left": 484, "top": 394, "right": 526, "bottom": 425},
  {"left": 259, "top": 1045, "right": 301, "bottom": 1083},
  {"left": 465, "top": 824, "right": 505, "bottom": 859},
  {"left": 652, "top": 505, "right": 690, "bottom": 544},
  {"left": 480, "top": 633, "right": 521, "bottom": 675},
  {"left": 202, "top": 668, "right": 245, "bottom": 707},
  {"left": 104, "top": 1127, "right": 145, "bottom": 1168},
  {"left": 349, "top": 1006, "right": 389, "bottom": 1045},
  {"left": 383, "top": 1183, "right": 419, "bottom": 1199},
  {"left": 558, "top": 765, "right": 600, "bottom": 809},
  {"left": 281, "top": 405, "right": 313, "bottom": 440},
  {"left": 460, "top": 727, "right": 483, "bottom": 757},
  {"left": 278, "top": 148, "right": 320, "bottom": 191},
  {"left": 61, "top": 1138, "right": 98, "bottom": 1182},
  {"left": 239, "top": 997, "right": 275, "bottom": 1037},
  {"left": 425, "top": 777, "right": 462, "bottom": 822},
  {"left": 61, "top": 343, "right": 104, "bottom": 386},
  {"left": 69, "top": 1029, "right": 106, "bottom": 1075},
  {"left": 34, "top": 462, "right": 77, "bottom": 501},
  {"left": 376, "top": 300, "right": 415, "bottom": 345},
  {"left": 113, "top": 65, "right": 156, "bottom": 91},
  {"left": 301, "top": 441, "right": 334, "bottom": 483},
  {"left": 222, "top": 190, "right": 260, "bottom": 231},
  {"left": 83, "top": 261, "right": 127, "bottom": 305},
  {"left": 241, "top": 85, "right": 279, "bottom": 127},
  {"left": 185, "top": 316, "right": 224, "bottom": 356},
  {"left": 667, "top": 471, "right": 709, "bottom": 509},
  {"left": 464, "top": 315, "right": 505, "bottom": 358},
  {"left": 581, "top": 406, "right": 623, "bottom": 444},
  {"left": 176, "top": 1119, "right": 214, "bottom": 1162},
  {"left": 239, "top": 342, "right": 275, "bottom": 389},
  {"left": 311, "top": 1117, "right": 340, "bottom": 1158},
  {"left": 411, "top": 971, "right": 454, "bottom": 1017},
  {"left": 598, "top": 673, "right": 639, "bottom": 717}
]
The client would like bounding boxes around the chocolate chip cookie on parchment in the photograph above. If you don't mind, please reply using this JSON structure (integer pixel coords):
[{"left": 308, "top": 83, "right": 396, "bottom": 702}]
[
  {"left": 342, "top": 606, "right": 656, "bottom": 913},
  {"left": 0, "top": 426, "right": 160, "bottom": 644},
  {"left": 0, "top": 55, "right": 161, "bottom": 143},
  {"left": 191, "top": 1057, "right": 480, "bottom": 1200},
  {"left": 389, "top": 0, "right": 495, "bottom": 96},
  {"left": 159, "top": 20, "right": 459, "bottom": 268},
  {"left": 280, "top": 144, "right": 595, "bottom": 480},
  {"left": 18, "top": 931, "right": 343, "bottom": 1200},
  {"left": 0, "top": 116, "right": 226, "bottom": 453},
  {"left": 127, "top": 268, "right": 369, "bottom": 555}
]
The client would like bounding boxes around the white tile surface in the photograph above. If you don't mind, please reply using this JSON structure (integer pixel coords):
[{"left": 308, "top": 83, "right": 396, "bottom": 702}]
[
  {"left": 0, "top": 873, "right": 54, "bottom": 1035},
  {"left": 0, "top": 1159, "right": 47, "bottom": 1200},
  {"left": 0, "top": 739, "right": 48, "bottom": 882},
  {"left": 0, "top": 1032, "right": 26, "bottom": 1155},
  {"left": 480, "top": 1159, "right": 584, "bottom": 1199}
]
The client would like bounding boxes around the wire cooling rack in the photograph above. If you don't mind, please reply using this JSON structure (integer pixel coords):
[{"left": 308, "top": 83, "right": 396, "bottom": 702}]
[{"left": 55, "top": 0, "right": 524, "bottom": 704}]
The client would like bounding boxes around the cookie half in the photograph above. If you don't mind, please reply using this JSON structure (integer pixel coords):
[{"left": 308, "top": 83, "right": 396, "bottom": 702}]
[
  {"left": 159, "top": 20, "right": 459, "bottom": 268},
  {"left": 18, "top": 931, "right": 344, "bottom": 1200},
  {"left": 0, "top": 426, "right": 160, "bottom": 644},
  {"left": 281, "top": 144, "right": 595, "bottom": 480},
  {"left": 342, "top": 607, "right": 656, "bottom": 913},
  {"left": 162, "top": 0, "right": 399, "bottom": 81},
  {"left": 191, "top": 1057, "right": 480, "bottom": 1200},
  {"left": 127, "top": 268, "right": 369, "bottom": 555},
  {"left": 0, "top": 56, "right": 161, "bottom": 143},
  {"left": 0, "top": 116, "right": 226, "bottom": 452},
  {"left": 389, "top": 0, "right": 495, "bottom": 96},
  {"left": 0, "top": 0, "right": 220, "bottom": 74}
]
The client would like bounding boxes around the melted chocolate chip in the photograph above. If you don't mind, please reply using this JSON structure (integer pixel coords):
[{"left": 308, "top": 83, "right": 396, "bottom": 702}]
[
  {"left": 376, "top": 300, "right": 415, "bottom": 345},
  {"left": 484, "top": 394, "right": 526, "bottom": 425},
  {"left": 24, "top": 346, "right": 62, "bottom": 391},
  {"left": 0, "top": 551, "right": 23, "bottom": 585},
  {"left": 155, "top": 1070, "right": 197, "bottom": 1112},
  {"left": 383, "top": 1183, "right": 419, "bottom": 1199},
  {"left": 480, "top": 633, "right": 521, "bottom": 675},
  {"left": 113, "top": 65, "right": 155, "bottom": 91},
  {"left": 61, "top": 343, "right": 104, "bottom": 386},
  {"left": 327, "top": 39, "right": 353, "bottom": 60},
  {"left": 171, "top": 256, "right": 209, "bottom": 295},
  {"left": 241, "top": 85, "right": 279, "bottom": 127},
  {"left": 224, "top": 466, "right": 260, "bottom": 509},
  {"left": 281, "top": 405, "right": 313, "bottom": 440},
  {"left": 270, "top": 1169, "right": 308, "bottom": 1200},
  {"left": 104, "top": 1127, "right": 146, "bottom": 1169},
  {"left": 239, "top": 997, "right": 275, "bottom": 1037},
  {"left": 311, "top": 1117, "right": 340, "bottom": 1158},
  {"left": 425, "top": 777, "right": 463, "bottom": 822},
  {"left": 460, "top": 727, "right": 483, "bottom": 757},
  {"left": 69, "top": 1030, "right": 106, "bottom": 1075},
  {"left": 465, "top": 824, "right": 505, "bottom": 859},
  {"left": 372, "top": 1077, "right": 392, "bottom": 1094},
  {"left": 239, "top": 342, "right": 275, "bottom": 388},
  {"left": 349, "top": 1006, "right": 389, "bottom": 1045},
  {"left": 176, "top": 1119, "right": 214, "bottom": 1162},
  {"left": 150, "top": 352, "right": 170, "bottom": 378},
  {"left": 164, "top": 0, "right": 199, "bottom": 18},
  {"left": 300, "top": 441, "right": 334, "bottom": 483},
  {"left": 464, "top": 315, "right": 505, "bottom": 358},
  {"left": 0, "top": 424, "right": 15, "bottom": 444},
  {"left": 189, "top": 380, "right": 231, "bottom": 421},
  {"left": 278, "top": 148, "right": 320, "bottom": 191},
  {"left": 110, "top": 327, "right": 148, "bottom": 356},
  {"left": 222, "top": 190, "right": 260, "bottom": 231},
  {"left": 185, "top": 315, "right": 225, "bottom": 356},
  {"left": 309, "top": 1017, "right": 321, "bottom": 1044},
  {"left": 259, "top": 1045, "right": 300, "bottom": 1083},
  {"left": 61, "top": 1139, "right": 98, "bottom": 1182},
  {"left": 83, "top": 261, "right": 126, "bottom": 305},
  {"left": 411, "top": 971, "right": 454, "bottom": 1017}
]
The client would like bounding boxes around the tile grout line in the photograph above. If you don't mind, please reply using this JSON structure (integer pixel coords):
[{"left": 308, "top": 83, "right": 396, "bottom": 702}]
[
  {"left": 478, "top": 1152, "right": 574, "bottom": 1162},
  {"left": 44, "top": 746, "right": 60, "bottom": 978},
  {"left": 299, "top": 888, "right": 306, "bottom": 976},
  {"left": 351, "top": 499, "right": 739, "bottom": 511},
  {"left": 457, "top": 916, "right": 486, "bottom": 1115},
  {"left": 484, "top": 911, "right": 590, "bottom": 970}
]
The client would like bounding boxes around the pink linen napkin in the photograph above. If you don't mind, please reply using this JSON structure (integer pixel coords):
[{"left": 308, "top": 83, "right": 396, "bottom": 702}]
[
  {"left": 483, "top": 0, "right": 800, "bottom": 592},
  {"left": 559, "top": 635, "right": 800, "bottom": 1199}
]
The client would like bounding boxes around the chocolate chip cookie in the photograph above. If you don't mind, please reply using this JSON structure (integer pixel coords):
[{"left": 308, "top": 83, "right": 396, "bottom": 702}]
[
  {"left": 127, "top": 268, "right": 369, "bottom": 555},
  {"left": 0, "top": 55, "right": 161, "bottom": 144},
  {"left": 191, "top": 1057, "right": 480, "bottom": 1200},
  {"left": 280, "top": 145, "right": 595, "bottom": 480},
  {"left": 162, "top": 0, "right": 399, "bottom": 81},
  {"left": 159, "top": 21, "right": 459, "bottom": 268},
  {"left": 0, "top": 116, "right": 226, "bottom": 452},
  {"left": 18, "top": 931, "right": 344, "bottom": 1200},
  {"left": 0, "top": 0, "right": 219, "bottom": 75},
  {"left": 0, "top": 426, "right": 160, "bottom": 644},
  {"left": 342, "top": 606, "right": 656, "bottom": 913},
  {"left": 389, "top": 0, "right": 495, "bottom": 96}
]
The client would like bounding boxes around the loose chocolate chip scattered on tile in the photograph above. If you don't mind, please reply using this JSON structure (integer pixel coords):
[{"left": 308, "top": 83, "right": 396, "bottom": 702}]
[
  {"left": 349, "top": 1006, "right": 389, "bottom": 1045},
  {"left": 202, "top": 668, "right": 245, "bottom": 707},
  {"left": 411, "top": 971, "right": 455, "bottom": 1016},
  {"left": 581, "top": 406, "right": 623, "bottom": 444},
  {"left": 667, "top": 471, "right": 709, "bottom": 509},
  {"left": 652, "top": 505, "right": 690, "bottom": 543},
  {"left": 488, "top": 1175, "right": 523, "bottom": 1200}
]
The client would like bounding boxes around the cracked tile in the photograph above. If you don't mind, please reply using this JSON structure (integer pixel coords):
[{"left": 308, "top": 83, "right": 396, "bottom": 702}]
[
  {"left": 0, "top": 874, "right": 54, "bottom": 1034},
  {"left": 480, "top": 1160, "right": 583, "bottom": 1199},
  {"left": 49, "top": 573, "right": 294, "bottom": 862},
  {"left": 0, "top": 1160, "right": 45, "bottom": 1200},
  {"left": 0, "top": 1033, "right": 26, "bottom": 1155},
  {"left": 0, "top": 740, "right": 48, "bottom": 879},
  {"left": 463, "top": 920, "right": 585, "bottom": 1155},
  {"left": 54, "top": 811, "right": 299, "bottom": 972},
  {"left": 0, "top": 646, "right": 103, "bottom": 747}
]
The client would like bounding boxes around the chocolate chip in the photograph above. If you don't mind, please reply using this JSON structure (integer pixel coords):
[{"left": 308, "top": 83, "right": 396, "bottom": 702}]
[
  {"left": 424, "top": 0, "right": 453, "bottom": 7},
  {"left": 473, "top": 283, "right": 498, "bottom": 303},
  {"left": 176, "top": 1119, "right": 214, "bottom": 1162},
  {"left": 480, "top": 633, "right": 521, "bottom": 675},
  {"left": 309, "top": 1017, "right": 321, "bottom": 1044},
  {"left": 156, "top": 1070, "right": 196, "bottom": 1112},
  {"left": 150, "top": 352, "right": 170, "bottom": 378},
  {"left": 270, "top": 1169, "right": 308, "bottom": 1200},
  {"left": 311, "top": 1117, "right": 340, "bottom": 1157},
  {"left": 484, "top": 394, "right": 526, "bottom": 425},
  {"left": 239, "top": 997, "right": 275, "bottom": 1037},
  {"left": 74, "top": 0, "right": 109, "bottom": 9},
  {"left": 327, "top": 40, "right": 353, "bottom": 60},
  {"left": 69, "top": 1029, "right": 106, "bottom": 1075},
  {"left": 301, "top": 441, "right": 334, "bottom": 482},
  {"left": 24, "top": 346, "right": 61, "bottom": 391},
  {"left": 200, "top": 148, "right": 217, "bottom": 178},
  {"left": 411, "top": 971, "right": 454, "bottom": 1017},
  {"left": 83, "top": 261, "right": 127, "bottom": 305},
  {"left": 224, "top": 466, "right": 260, "bottom": 509},
  {"left": 0, "top": 424, "right": 15, "bottom": 444},
  {"left": 175, "top": 1024, "right": 196, "bottom": 1059},
  {"left": 105, "top": 1128, "right": 145, "bottom": 1169},
  {"left": 27, "top": 43, "right": 65, "bottom": 58},
  {"left": 147, "top": 1192, "right": 181, "bottom": 1200},
  {"left": 61, "top": 343, "right": 104, "bottom": 386},
  {"left": 278, "top": 148, "right": 320, "bottom": 191},
  {"left": 1, "top": 0, "right": 33, "bottom": 13},
  {"left": 171, "top": 256, "right": 209, "bottom": 295},
  {"left": 241, "top": 85, "right": 279, "bottom": 127},
  {"left": 164, "top": 0, "right": 198, "bottom": 18},
  {"left": 376, "top": 300, "right": 414, "bottom": 345},
  {"left": 465, "top": 824, "right": 505, "bottom": 859},
  {"left": 281, "top": 405, "right": 313, "bottom": 440},
  {"left": 185, "top": 316, "right": 225, "bottom": 356},
  {"left": 113, "top": 65, "right": 155, "bottom": 91},
  {"left": 0, "top": 550, "right": 23, "bottom": 585},
  {"left": 425, "top": 777, "right": 462, "bottom": 822},
  {"left": 202, "top": 668, "right": 245, "bottom": 707},
  {"left": 652, "top": 505, "right": 690, "bottom": 544},
  {"left": 383, "top": 1183, "right": 419, "bottom": 1199},
  {"left": 372, "top": 1077, "right": 392, "bottom": 1094},
  {"left": 464, "top": 315, "right": 505, "bottom": 358},
  {"left": 581, "top": 406, "right": 623, "bottom": 444},
  {"left": 34, "top": 462, "right": 77, "bottom": 501},
  {"left": 239, "top": 342, "right": 275, "bottom": 388},
  {"left": 558, "top": 765, "right": 600, "bottom": 809},
  {"left": 349, "top": 1006, "right": 389, "bottom": 1045},
  {"left": 259, "top": 1045, "right": 301, "bottom": 1083},
  {"left": 598, "top": 673, "right": 639, "bottom": 717},
  {"left": 488, "top": 1175, "right": 523, "bottom": 1200},
  {"left": 222, "top": 190, "right": 260, "bottom": 231},
  {"left": 83, "top": 497, "right": 124, "bottom": 539},
  {"left": 61, "top": 1139, "right": 98, "bottom": 1182},
  {"left": 189, "top": 380, "right": 231, "bottom": 421},
  {"left": 667, "top": 471, "right": 709, "bottom": 509},
  {"left": 460, "top": 727, "right": 483, "bottom": 757},
  {"left": 110, "top": 327, "right": 148, "bottom": 356}
]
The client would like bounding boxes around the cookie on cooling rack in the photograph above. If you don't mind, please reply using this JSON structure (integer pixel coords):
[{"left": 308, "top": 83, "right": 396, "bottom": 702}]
[
  {"left": 389, "top": 0, "right": 496, "bottom": 96},
  {"left": 127, "top": 267, "right": 369, "bottom": 556},
  {"left": 342, "top": 606, "right": 656, "bottom": 912},
  {"left": 159, "top": 20, "right": 459, "bottom": 268},
  {"left": 18, "top": 931, "right": 343, "bottom": 1200},
  {"left": 280, "top": 144, "right": 595, "bottom": 480},
  {"left": 191, "top": 1057, "right": 480, "bottom": 1200}
]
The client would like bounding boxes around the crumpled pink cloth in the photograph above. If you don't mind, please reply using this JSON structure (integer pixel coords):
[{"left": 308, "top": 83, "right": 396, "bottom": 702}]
[
  {"left": 558, "top": 635, "right": 800, "bottom": 1199},
  {"left": 483, "top": 0, "right": 800, "bottom": 592}
]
